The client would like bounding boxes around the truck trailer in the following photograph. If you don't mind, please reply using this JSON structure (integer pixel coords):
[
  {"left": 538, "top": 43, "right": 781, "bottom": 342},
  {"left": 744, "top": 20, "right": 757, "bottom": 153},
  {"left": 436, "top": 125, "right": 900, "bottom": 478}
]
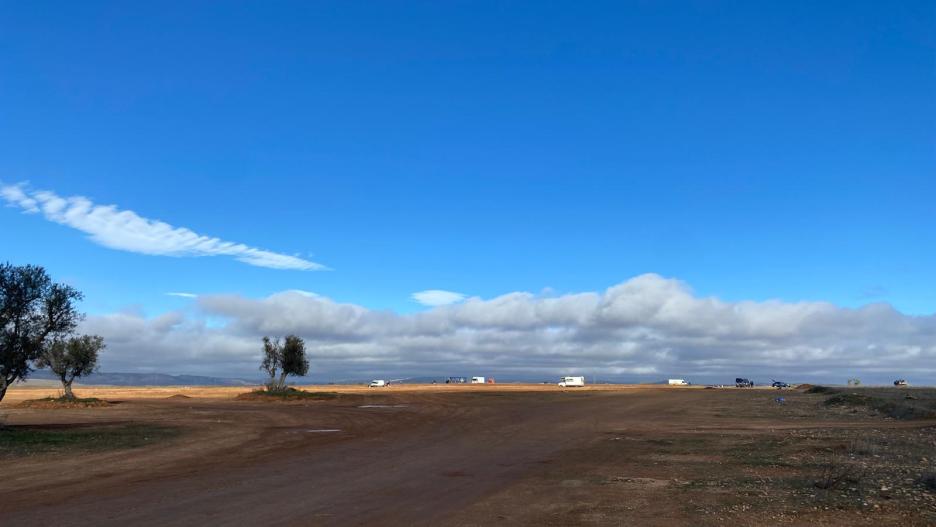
[
  {"left": 668, "top": 379, "right": 689, "bottom": 386},
  {"left": 558, "top": 376, "right": 585, "bottom": 387},
  {"left": 470, "top": 376, "right": 486, "bottom": 384}
]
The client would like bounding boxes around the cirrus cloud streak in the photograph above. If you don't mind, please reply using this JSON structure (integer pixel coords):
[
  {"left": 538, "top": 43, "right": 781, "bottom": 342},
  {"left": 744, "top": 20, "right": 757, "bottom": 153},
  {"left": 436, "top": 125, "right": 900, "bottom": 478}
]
[{"left": 1, "top": 183, "right": 324, "bottom": 271}]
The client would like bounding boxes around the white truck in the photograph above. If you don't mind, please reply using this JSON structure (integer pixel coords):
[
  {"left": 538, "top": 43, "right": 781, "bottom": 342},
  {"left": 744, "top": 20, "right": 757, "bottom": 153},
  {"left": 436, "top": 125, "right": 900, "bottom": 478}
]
[
  {"left": 470, "top": 376, "right": 486, "bottom": 384},
  {"left": 668, "top": 379, "right": 689, "bottom": 386},
  {"left": 368, "top": 379, "right": 387, "bottom": 388},
  {"left": 558, "top": 376, "right": 585, "bottom": 387}
]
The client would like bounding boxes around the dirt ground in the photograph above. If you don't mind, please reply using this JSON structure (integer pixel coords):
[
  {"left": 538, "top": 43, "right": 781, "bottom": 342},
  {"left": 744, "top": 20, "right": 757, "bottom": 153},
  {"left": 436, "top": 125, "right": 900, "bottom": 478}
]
[{"left": 1, "top": 384, "right": 934, "bottom": 526}]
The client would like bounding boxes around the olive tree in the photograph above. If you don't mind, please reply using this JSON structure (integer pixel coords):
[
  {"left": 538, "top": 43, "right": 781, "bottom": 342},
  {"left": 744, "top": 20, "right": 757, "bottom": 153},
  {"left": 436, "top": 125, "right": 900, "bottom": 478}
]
[
  {"left": 1, "top": 263, "right": 83, "bottom": 403},
  {"left": 260, "top": 336, "right": 283, "bottom": 391},
  {"left": 36, "top": 335, "right": 104, "bottom": 399},
  {"left": 260, "top": 335, "right": 309, "bottom": 392}
]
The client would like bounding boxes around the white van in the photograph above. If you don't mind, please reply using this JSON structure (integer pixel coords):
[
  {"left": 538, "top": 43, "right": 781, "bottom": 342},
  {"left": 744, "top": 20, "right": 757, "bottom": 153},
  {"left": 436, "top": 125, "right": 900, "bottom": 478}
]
[
  {"left": 369, "top": 379, "right": 387, "bottom": 388},
  {"left": 470, "top": 376, "right": 486, "bottom": 384},
  {"left": 558, "top": 376, "right": 585, "bottom": 387},
  {"left": 668, "top": 379, "right": 689, "bottom": 386}
]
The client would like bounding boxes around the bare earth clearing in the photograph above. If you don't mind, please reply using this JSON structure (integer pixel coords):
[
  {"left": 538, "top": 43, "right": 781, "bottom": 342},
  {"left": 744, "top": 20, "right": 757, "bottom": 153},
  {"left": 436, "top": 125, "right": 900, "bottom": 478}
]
[{"left": 1, "top": 384, "right": 934, "bottom": 526}]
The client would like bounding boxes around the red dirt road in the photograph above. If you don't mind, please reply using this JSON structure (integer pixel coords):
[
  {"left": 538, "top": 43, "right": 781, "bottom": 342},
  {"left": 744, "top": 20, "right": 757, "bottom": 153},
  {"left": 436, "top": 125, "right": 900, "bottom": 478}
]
[{"left": 1, "top": 386, "right": 933, "bottom": 525}]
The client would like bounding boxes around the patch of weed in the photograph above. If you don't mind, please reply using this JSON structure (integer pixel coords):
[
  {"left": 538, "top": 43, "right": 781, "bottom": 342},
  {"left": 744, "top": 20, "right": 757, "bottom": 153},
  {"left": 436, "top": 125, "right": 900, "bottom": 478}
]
[
  {"left": 824, "top": 392, "right": 936, "bottom": 419},
  {"left": 0, "top": 424, "right": 180, "bottom": 457}
]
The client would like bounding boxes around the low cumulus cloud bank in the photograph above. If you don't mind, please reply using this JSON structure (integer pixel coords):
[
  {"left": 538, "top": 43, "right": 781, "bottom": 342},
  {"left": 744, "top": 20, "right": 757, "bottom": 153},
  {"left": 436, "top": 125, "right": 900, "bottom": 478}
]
[
  {"left": 81, "top": 274, "right": 936, "bottom": 383},
  {"left": 1, "top": 183, "right": 324, "bottom": 271}
]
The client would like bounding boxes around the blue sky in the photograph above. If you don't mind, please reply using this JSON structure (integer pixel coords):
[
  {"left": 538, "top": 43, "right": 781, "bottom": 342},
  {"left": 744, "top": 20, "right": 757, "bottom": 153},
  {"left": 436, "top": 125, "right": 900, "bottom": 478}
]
[{"left": 1, "top": 2, "right": 934, "bottom": 381}]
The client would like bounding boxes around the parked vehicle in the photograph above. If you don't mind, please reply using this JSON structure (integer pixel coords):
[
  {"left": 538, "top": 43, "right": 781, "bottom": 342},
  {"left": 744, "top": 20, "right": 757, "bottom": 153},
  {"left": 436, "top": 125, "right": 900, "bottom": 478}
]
[
  {"left": 445, "top": 376, "right": 467, "bottom": 384},
  {"left": 558, "top": 376, "right": 585, "bottom": 387},
  {"left": 894, "top": 379, "right": 909, "bottom": 386},
  {"left": 771, "top": 380, "right": 790, "bottom": 389},
  {"left": 470, "top": 376, "right": 486, "bottom": 384},
  {"left": 735, "top": 378, "right": 754, "bottom": 388},
  {"left": 668, "top": 379, "right": 690, "bottom": 386},
  {"left": 369, "top": 379, "right": 387, "bottom": 388}
]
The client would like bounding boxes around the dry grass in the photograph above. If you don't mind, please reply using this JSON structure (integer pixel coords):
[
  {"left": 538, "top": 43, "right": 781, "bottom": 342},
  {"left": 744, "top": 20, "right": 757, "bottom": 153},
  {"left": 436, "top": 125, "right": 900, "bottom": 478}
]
[
  {"left": 2, "top": 382, "right": 714, "bottom": 406},
  {"left": 17, "top": 397, "right": 113, "bottom": 409}
]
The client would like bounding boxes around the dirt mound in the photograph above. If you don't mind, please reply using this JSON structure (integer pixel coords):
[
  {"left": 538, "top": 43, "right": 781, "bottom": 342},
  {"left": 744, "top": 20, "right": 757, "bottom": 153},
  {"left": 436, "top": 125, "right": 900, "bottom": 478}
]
[
  {"left": 165, "top": 394, "right": 192, "bottom": 400},
  {"left": 17, "top": 397, "right": 113, "bottom": 409},
  {"left": 235, "top": 389, "right": 342, "bottom": 402}
]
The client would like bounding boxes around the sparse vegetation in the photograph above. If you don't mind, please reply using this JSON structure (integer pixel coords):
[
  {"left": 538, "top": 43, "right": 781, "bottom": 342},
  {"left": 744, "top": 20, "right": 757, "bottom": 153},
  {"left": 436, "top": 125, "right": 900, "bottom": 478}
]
[
  {"left": 17, "top": 396, "right": 111, "bottom": 409},
  {"left": 814, "top": 446, "right": 863, "bottom": 491},
  {"left": 823, "top": 389, "right": 936, "bottom": 419},
  {"left": 0, "top": 424, "right": 179, "bottom": 457}
]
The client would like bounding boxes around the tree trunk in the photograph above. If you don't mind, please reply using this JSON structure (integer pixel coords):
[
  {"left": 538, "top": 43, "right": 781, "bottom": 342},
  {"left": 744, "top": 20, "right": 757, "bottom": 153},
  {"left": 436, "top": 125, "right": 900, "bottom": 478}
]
[
  {"left": 63, "top": 379, "right": 75, "bottom": 400},
  {"left": 277, "top": 371, "right": 287, "bottom": 391},
  {"left": 0, "top": 376, "right": 8, "bottom": 405}
]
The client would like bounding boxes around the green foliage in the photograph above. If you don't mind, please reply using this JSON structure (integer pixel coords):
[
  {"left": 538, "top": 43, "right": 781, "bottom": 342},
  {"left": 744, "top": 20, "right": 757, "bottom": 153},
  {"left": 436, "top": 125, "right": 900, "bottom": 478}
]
[
  {"left": 281, "top": 335, "right": 309, "bottom": 377},
  {"left": 36, "top": 334, "right": 104, "bottom": 398},
  {"left": 259, "top": 335, "right": 309, "bottom": 392},
  {"left": 260, "top": 336, "right": 281, "bottom": 386},
  {"left": 0, "top": 263, "right": 83, "bottom": 403}
]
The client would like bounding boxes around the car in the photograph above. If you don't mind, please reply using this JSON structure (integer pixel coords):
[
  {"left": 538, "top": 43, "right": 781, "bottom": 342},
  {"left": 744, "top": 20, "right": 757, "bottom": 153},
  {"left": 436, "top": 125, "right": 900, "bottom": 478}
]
[
  {"left": 735, "top": 378, "right": 754, "bottom": 388},
  {"left": 771, "top": 380, "right": 790, "bottom": 389},
  {"left": 368, "top": 379, "right": 387, "bottom": 388},
  {"left": 894, "top": 379, "right": 908, "bottom": 386}
]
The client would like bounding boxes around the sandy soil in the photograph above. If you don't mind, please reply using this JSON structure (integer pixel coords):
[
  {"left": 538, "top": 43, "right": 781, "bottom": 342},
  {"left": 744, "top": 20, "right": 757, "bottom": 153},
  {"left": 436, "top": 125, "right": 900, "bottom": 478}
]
[{"left": 1, "top": 384, "right": 933, "bottom": 526}]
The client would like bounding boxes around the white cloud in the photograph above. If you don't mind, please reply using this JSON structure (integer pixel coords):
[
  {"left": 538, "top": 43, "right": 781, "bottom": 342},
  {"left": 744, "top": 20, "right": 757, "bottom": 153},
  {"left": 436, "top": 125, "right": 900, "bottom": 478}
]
[
  {"left": 82, "top": 274, "right": 936, "bottom": 383},
  {"left": 1, "top": 184, "right": 39, "bottom": 212},
  {"left": 1, "top": 183, "right": 325, "bottom": 271},
  {"left": 167, "top": 292, "right": 198, "bottom": 298},
  {"left": 412, "top": 289, "right": 466, "bottom": 306}
]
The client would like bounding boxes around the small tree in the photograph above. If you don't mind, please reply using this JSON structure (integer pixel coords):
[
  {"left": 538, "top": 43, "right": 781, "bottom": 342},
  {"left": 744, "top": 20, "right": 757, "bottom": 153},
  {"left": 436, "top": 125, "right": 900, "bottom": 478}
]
[
  {"left": 259, "top": 335, "right": 308, "bottom": 392},
  {"left": 260, "top": 336, "right": 282, "bottom": 391},
  {"left": 36, "top": 335, "right": 104, "bottom": 399},
  {"left": 1, "top": 263, "right": 83, "bottom": 403},
  {"left": 281, "top": 335, "right": 309, "bottom": 387}
]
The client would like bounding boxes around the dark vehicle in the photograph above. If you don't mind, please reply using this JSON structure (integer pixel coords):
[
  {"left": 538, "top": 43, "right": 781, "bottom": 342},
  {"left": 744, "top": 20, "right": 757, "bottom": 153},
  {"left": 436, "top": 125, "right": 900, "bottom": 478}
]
[
  {"left": 771, "top": 379, "right": 790, "bottom": 389},
  {"left": 894, "top": 379, "right": 908, "bottom": 387},
  {"left": 735, "top": 378, "right": 754, "bottom": 388}
]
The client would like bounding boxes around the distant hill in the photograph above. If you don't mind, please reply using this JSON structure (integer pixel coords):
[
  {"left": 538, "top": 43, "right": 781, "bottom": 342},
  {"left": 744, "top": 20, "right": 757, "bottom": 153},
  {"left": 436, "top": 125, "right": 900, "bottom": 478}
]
[{"left": 26, "top": 370, "right": 256, "bottom": 387}]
